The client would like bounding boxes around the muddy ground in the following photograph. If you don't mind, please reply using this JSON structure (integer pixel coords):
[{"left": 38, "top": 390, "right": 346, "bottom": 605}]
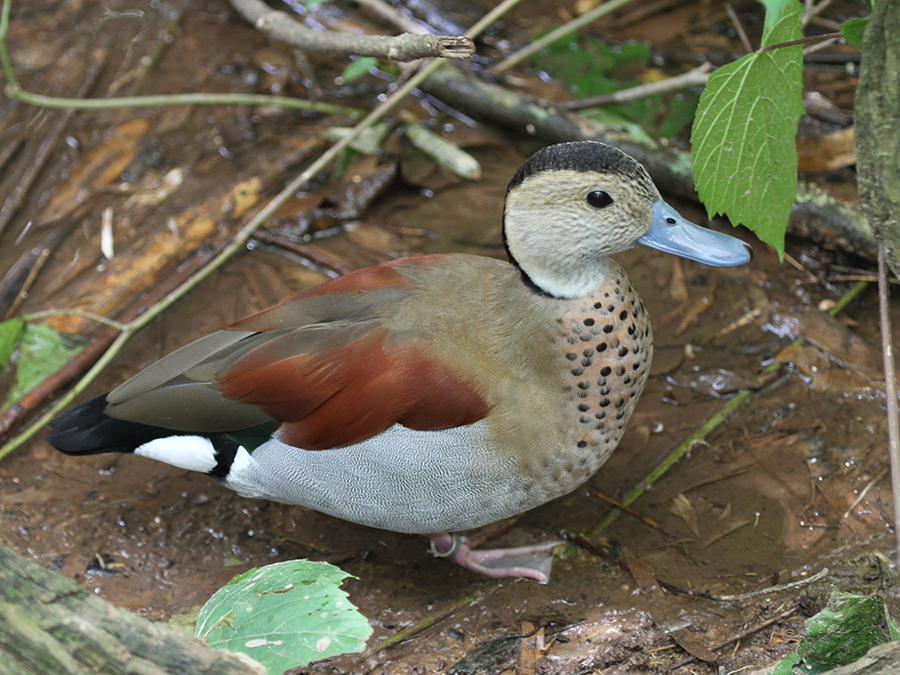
[{"left": 0, "top": 1, "right": 894, "bottom": 674}]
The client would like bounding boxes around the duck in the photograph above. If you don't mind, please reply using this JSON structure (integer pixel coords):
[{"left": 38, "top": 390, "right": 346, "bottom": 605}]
[{"left": 47, "top": 141, "right": 751, "bottom": 583}]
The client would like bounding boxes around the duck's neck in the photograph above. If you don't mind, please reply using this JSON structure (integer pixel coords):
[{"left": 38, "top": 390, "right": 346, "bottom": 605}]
[{"left": 512, "top": 257, "right": 613, "bottom": 300}]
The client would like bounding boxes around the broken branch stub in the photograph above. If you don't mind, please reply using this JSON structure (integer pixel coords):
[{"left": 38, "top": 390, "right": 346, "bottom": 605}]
[{"left": 230, "top": 0, "right": 474, "bottom": 61}]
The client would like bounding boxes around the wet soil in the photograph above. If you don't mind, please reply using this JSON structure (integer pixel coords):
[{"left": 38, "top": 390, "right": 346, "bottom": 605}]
[{"left": 1, "top": 1, "right": 895, "bottom": 674}]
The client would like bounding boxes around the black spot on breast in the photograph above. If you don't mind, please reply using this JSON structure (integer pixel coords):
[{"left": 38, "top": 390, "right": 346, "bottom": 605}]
[
  {"left": 583, "top": 348, "right": 595, "bottom": 357},
  {"left": 584, "top": 318, "right": 595, "bottom": 326},
  {"left": 594, "top": 301, "right": 603, "bottom": 309},
  {"left": 617, "top": 365, "right": 626, "bottom": 376},
  {"left": 599, "top": 398, "right": 611, "bottom": 407},
  {"left": 581, "top": 358, "right": 592, "bottom": 367},
  {"left": 600, "top": 366, "right": 612, "bottom": 377},
  {"left": 566, "top": 352, "right": 578, "bottom": 361},
  {"left": 578, "top": 403, "right": 589, "bottom": 412},
  {"left": 597, "top": 376, "right": 607, "bottom": 386},
  {"left": 618, "top": 346, "right": 628, "bottom": 357},
  {"left": 577, "top": 381, "right": 590, "bottom": 390},
  {"left": 603, "top": 324, "right": 614, "bottom": 334},
  {"left": 595, "top": 411, "right": 606, "bottom": 419},
  {"left": 619, "top": 310, "right": 628, "bottom": 320},
  {"left": 572, "top": 367, "right": 584, "bottom": 376},
  {"left": 606, "top": 304, "right": 614, "bottom": 312},
  {"left": 597, "top": 342, "right": 608, "bottom": 352},
  {"left": 577, "top": 440, "right": 587, "bottom": 448}
]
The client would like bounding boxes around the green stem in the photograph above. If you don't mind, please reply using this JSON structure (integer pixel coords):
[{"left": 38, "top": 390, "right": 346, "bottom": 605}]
[
  {"left": 0, "top": 0, "right": 358, "bottom": 116},
  {"left": 0, "top": 0, "right": 526, "bottom": 460},
  {"left": 586, "top": 389, "right": 753, "bottom": 539},
  {"left": 583, "top": 276, "right": 870, "bottom": 540}
]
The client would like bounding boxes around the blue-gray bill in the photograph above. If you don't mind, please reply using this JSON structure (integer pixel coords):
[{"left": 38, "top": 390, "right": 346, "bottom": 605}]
[{"left": 639, "top": 200, "right": 752, "bottom": 267}]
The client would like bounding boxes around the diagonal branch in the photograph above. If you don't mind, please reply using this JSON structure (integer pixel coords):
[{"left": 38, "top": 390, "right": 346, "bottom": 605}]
[{"left": 229, "top": 0, "right": 473, "bottom": 60}]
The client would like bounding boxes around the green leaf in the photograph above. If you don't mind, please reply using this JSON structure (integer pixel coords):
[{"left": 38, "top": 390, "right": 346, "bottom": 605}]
[
  {"left": 336, "top": 57, "right": 379, "bottom": 84},
  {"left": 0, "top": 318, "right": 25, "bottom": 371},
  {"left": 196, "top": 560, "right": 372, "bottom": 672},
  {"left": 799, "top": 589, "right": 894, "bottom": 668},
  {"left": 841, "top": 17, "right": 868, "bottom": 48},
  {"left": 760, "top": 0, "right": 793, "bottom": 37},
  {"left": 1, "top": 323, "right": 83, "bottom": 412},
  {"left": 771, "top": 653, "right": 801, "bottom": 675},
  {"left": 690, "top": 0, "right": 805, "bottom": 257}
]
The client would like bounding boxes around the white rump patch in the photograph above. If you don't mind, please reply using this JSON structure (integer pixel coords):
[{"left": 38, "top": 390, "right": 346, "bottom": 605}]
[
  {"left": 223, "top": 447, "right": 255, "bottom": 491},
  {"left": 134, "top": 436, "right": 218, "bottom": 473}
]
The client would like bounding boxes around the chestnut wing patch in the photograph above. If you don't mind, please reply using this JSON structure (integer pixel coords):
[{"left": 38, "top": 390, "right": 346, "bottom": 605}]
[{"left": 217, "top": 325, "right": 490, "bottom": 450}]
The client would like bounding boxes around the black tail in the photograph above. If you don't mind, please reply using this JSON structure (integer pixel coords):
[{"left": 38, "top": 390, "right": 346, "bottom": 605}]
[{"left": 47, "top": 394, "right": 172, "bottom": 455}]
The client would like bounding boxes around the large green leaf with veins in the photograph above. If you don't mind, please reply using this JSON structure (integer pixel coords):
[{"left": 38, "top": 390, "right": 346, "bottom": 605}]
[
  {"left": 196, "top": 560, "right": 371, "bottom": 672},
  {"left": 690, "top": 0, "right": 805, "bottom": 257}
]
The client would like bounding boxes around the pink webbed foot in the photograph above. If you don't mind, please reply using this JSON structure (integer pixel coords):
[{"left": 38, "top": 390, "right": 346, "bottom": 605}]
[{"left": 427, "top": 533, "right": 563, "bottom": 583}]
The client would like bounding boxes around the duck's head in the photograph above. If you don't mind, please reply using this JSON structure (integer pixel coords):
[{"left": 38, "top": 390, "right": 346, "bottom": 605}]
[{"left": 503, "top": 141, "right": 752, "bottom": 299}]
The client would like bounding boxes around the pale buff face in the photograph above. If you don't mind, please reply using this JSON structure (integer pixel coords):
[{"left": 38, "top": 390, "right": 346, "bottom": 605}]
[{"left": 503, "top": 169, "right": 661, "bottom": 299}]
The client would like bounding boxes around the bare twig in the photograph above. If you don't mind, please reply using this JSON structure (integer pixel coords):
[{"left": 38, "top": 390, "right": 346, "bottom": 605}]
[
  {"left": 702, "top": 567, "right": 830, "bottom": 602},
  {"left": 0, "top": 1, "right": 357, "bottom": 116},
  {"left": 0, "top": 0, "right": 524, "bottom": 458},
  {"left": 879, "top": 246, "right": 900, "bottom": 563},
  {"left": 587, "top": 490, "right": 664, "bottom": 531},
  {"left": 0, "top": 247, "right": 214, "bottom": 440},
  {"left": 0, "top": 46, "right": 106, "bottom": 237},
  {"left": 353, "top": 0, "right": 430, "bottom": 35},
  {"left": 555, "top": 64, "right": 710, "bottom": 112},
  {"left": 725, "top": 3, "right": 753, "bottom": 54},
  {"left": 491, "top": 0, "right": 635, "bottom": 74},
  {"left": 673, "top": 605, "right": 799, "bottom": 669},
  {"left": 229, "top": 0, "right": 472, "bottom": 60},
  {"left": 759, "top": 31, "right": 843, "bottom": 54}
]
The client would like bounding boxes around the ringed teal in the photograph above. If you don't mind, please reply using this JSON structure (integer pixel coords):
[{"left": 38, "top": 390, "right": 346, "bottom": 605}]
[{"left": 48, "top": 141, "right": 751, "bottom": 582}]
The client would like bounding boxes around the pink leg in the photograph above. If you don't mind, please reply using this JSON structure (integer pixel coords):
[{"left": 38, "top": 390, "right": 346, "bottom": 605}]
[{"left": 427, "top": 533, "right": 562, "bottom": 583}]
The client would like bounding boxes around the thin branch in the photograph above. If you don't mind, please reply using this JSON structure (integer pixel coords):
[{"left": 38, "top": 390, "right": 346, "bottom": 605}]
[
  {"left": 725, "top": 2, "right": 753, "bottom": 54},
  {"left": 353, "top": 0, "right": 430, "bottom": 35},
  {"left": 555, "top": 63, "right": 710, "bottom": 111},
  {"left": 0, "top": 0, "right": 357, "bottom": 115},
  {"left": 0, "top": 0, "right": 525, "bottom": 459},
  {"left": 4, "top": 88, "right": 359, "bottom": 114},
  {"left": 229, "top": 0, "right": 473, "bottom": 60},
  {"left": 0, "top": 46, "right": 107, "bottom": 237},
  {"left": 491, "top": 0, "right": 635, "bottom": 74},
  {"left": 583, "top": 278, "right": 869, "bottom": 540},
  {"left": 879, "top": 246, "right": 900, "bottom": 563},
  {"left": 21, "top": 310, "right": 127, "bottom": 331},
  {"left": 759, "top": 31, "right": 843, "bottom": 53}
]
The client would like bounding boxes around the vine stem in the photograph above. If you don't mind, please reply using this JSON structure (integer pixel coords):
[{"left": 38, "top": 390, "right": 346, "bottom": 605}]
[
  {"left": 0, "top": 0, "right": 358, "bottom": 116},
  {"left": 0, "top": 0, "right": 526, "bottom": 460},
  {"left": 879, "top": 247, "right": 900, "bottom": 563},
  {"left": 759, "top": 31, "right": 843, "bottom": 53}
]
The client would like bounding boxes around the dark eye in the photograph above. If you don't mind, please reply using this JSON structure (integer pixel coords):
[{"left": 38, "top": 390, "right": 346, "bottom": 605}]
[{"left": 587, "top": 190, "right": 613, "bottom": 208}]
